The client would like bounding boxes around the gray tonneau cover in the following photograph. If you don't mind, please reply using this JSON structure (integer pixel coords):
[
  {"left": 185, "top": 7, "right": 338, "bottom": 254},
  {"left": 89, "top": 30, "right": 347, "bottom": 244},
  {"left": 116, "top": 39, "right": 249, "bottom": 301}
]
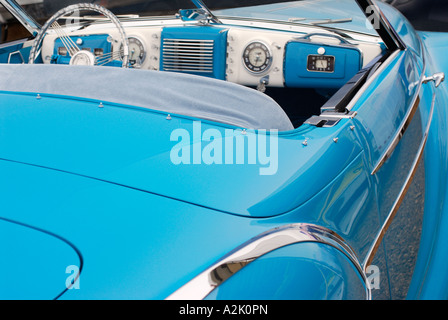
[{"left": 0, "top": 64, "right": 294, "bottom": 131}]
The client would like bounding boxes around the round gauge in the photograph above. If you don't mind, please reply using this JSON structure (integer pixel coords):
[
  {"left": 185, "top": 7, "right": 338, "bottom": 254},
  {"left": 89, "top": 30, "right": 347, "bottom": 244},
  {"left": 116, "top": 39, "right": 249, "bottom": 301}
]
[
  {"left": 242, "top": 41, "right": 273, "bottom": 74},
  {"left": 70, "top": 50, "right": 96, "bottom": 66},
  {"left": 121, "top": 36, "right": 146, "bottom": 68}
]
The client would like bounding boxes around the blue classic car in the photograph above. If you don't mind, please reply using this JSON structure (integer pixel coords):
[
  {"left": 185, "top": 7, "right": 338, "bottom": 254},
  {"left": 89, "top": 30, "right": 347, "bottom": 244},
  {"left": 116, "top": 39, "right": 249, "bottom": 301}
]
[{"left": 0, "top": 0, "right": 447, "bottom": 301}]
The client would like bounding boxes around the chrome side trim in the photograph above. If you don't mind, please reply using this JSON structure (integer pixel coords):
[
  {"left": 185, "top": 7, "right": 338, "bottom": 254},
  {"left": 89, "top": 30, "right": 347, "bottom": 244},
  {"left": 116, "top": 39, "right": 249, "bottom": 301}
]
[
  {"left": 370, "top": 95, "right": 422, "bottom": 175},
  {"left": 166, "top": 223, "right": 371, "bottom": 300},
  {"left": 370, "top": 50, "right": 426, "bottom": 175},
  {"left": 363, "top": 92, "right": 436, "bottom": 268},
  {"left": 0, "top": 0, "right": 40, "bottom": 35}
]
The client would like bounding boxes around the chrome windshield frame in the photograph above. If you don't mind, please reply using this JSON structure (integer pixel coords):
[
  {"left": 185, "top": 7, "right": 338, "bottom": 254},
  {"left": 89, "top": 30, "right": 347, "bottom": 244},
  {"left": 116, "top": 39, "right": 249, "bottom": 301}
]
[
  {"left": 355, "top": 0, "right": 406, "bottom": 51},
  {"left": 191, "top": 0, "right": 406, "bottom": 51},
  {"left": 1, "top": 0, "right": 407, "bottom": 52},
  {"left": 0, "top": 0, "right": 40, "bottom": 36}
]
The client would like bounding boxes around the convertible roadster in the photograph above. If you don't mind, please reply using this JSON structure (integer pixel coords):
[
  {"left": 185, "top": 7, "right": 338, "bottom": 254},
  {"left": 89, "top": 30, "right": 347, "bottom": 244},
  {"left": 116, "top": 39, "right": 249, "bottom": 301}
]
[{"left": 0, "top": 0, "right": 447, "bottom": 300}]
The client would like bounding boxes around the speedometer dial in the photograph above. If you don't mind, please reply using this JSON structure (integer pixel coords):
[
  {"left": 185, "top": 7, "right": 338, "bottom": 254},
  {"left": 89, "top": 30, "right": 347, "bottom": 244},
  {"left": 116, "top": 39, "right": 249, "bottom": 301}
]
[
  {"left": 121, "top": 36, "right": 146, "bottom": 68},
  {"left": 242, "top": 41, "right": 272, "bottom": 74}
]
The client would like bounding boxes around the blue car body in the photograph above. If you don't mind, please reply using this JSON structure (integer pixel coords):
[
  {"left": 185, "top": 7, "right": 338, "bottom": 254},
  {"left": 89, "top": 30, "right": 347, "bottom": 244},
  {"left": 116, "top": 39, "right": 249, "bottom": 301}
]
[{"left": 0, "top": 0, "right": 447, "bottom": 300}]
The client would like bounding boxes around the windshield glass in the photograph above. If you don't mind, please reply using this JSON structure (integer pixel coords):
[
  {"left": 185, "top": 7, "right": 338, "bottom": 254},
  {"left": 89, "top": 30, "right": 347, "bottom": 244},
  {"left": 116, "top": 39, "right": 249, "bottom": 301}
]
[
  {"left": 212, "top": 0, "right": 378, "bottom": 35},
  {"left": 17, "top": 0, "right": 196, "bottom": 23},
  {"left": 16, "top": 0, "right": 378, "bottom": 36}
]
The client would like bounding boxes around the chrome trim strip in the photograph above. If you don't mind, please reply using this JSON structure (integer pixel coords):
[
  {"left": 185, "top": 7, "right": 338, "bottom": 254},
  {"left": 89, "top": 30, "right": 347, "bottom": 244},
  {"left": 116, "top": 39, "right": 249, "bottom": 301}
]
[
  {"left": 166, "top": 223, "right": 370, "bottom": 300},
  {"left": 370, "top": 33, "right": 428, "bottom": 175},
  {"left": 163, "top": 39, "right": 214, "bottom": 43},
  {"left": 321, "top": 111, "right": 358, "bottom": 120},
  {"left": 370, "top": 95, "right": 422, "bottom": 175},
  {"left": 363, "top": 92, "right": 436, "bottom": 269},
  {"left": 162, "top": 38, "right": 215, "bottom": 74},
  {"left": 163, "top": 48, "right": 214, "bottom": 54},
  {"left": 370, "top": 53, "right": 426, "bottom": 175},
  {"left": 346, "top": 49, "right": 401, "bottom": 112},
  {"left": 0, "top": 0, "right": 40, "bottom": 35},
  {"left": 299, "top": 32, "right": 355, "bottom": 45}
]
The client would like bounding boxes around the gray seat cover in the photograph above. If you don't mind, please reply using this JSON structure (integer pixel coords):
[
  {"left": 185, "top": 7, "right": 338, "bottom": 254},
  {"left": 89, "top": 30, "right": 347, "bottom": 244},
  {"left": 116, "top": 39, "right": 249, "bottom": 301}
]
[{"left": 0, "top": 64, "right": 294, "bottom": 131}]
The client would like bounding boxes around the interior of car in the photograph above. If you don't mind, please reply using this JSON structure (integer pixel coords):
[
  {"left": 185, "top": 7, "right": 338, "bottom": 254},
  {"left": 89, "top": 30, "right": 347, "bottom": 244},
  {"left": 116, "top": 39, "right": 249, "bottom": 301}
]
[{"left": 0, "top": 1, "right": 387, "bottom": 131}]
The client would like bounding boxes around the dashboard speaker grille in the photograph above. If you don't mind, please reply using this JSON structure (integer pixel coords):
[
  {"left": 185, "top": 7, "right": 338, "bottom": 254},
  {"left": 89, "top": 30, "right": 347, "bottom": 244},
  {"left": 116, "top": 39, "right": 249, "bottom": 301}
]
[{"left": 162, "top": 39, "right": 214, "bottom": 74}]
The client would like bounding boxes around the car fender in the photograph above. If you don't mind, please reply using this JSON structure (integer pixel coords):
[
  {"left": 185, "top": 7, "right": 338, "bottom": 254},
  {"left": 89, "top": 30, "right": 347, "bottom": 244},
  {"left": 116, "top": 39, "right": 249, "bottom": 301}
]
[{"left": 204, "top": 242, "right": 369, "bottom": 300}]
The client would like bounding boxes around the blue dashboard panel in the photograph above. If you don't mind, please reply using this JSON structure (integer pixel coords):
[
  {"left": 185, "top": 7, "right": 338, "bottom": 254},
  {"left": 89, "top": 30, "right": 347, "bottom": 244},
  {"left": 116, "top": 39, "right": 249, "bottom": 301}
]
[
  {"left": 160, "top": 26, "right": 227, "bottom": 80},
  {"left": 284, "top": 41, "right": 362, "bottom": 89},
  {"left": 0, "top": 42, "right": 31, "bottom": 64},
  {"left": 51, "top": 34, "right": 115, "bottom": 66}
]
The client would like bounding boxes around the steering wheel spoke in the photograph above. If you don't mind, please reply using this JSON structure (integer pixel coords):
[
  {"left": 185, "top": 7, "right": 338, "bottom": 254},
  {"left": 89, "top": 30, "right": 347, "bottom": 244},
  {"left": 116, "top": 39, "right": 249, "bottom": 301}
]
[
  {"left": 95, "top": 50, "right": 123, "bottom": 66},
  {"left": 50, "top": 21, "right": 80, "bottom": 57}
]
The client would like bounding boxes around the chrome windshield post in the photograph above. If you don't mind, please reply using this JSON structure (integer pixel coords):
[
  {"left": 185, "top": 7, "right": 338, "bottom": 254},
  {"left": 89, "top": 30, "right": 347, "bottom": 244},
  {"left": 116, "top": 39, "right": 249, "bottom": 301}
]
[
  {"left": 189, "top": 0, "right": 221, "bottom": 24},
  {"left": 0, "top": 0, "right": 40, "bottom": 36}
]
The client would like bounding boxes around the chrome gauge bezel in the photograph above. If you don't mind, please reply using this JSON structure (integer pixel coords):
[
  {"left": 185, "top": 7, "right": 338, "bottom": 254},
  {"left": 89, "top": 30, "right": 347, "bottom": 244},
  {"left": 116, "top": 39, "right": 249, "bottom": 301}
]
[
  {"left": 121, "top": 36, "right": 147, "bottom": 68},
  {"left": 69, "top": 50, "right": 96, "bottom": 66},
  {"left": 242, "top": 40, "right": 273, "bottom": 74}
]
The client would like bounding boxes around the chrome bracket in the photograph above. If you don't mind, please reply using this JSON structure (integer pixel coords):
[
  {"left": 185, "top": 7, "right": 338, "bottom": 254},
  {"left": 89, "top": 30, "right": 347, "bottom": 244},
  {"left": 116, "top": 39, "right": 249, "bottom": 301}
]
[
  {"left": 177, "top": 0, "right": 221, "bottom": 25},
  {"left": 257, "top": 75, "right": 270, "bottom": 93},
  {"left": 7, "top": 50, "right": 25, "bottom": 64},
  {"left": 304, "top": 111, "right": 357, "bottom": 127}
]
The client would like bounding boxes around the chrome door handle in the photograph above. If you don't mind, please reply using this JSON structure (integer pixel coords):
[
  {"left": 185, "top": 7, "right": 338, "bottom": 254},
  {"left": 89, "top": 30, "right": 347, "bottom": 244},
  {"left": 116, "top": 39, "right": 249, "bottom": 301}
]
[{"left": 423, "top": 72, "right": 445, "bottom": 88}]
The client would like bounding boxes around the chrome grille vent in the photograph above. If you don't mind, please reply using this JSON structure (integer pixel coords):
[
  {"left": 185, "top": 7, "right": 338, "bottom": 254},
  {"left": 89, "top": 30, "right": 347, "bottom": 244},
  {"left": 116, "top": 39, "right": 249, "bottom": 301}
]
[{"left": 162, "top": 39, "right": 214, "bottom": 74}]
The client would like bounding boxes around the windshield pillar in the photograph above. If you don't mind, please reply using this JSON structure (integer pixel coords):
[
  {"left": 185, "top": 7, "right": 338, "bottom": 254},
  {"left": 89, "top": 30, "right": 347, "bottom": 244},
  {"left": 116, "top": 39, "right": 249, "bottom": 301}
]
[
  {"left": 0, "top": 0, "right": 40, "bottom": 35},
  {"left": 190, "top": 0, "right": 221, "bottom": 24}
]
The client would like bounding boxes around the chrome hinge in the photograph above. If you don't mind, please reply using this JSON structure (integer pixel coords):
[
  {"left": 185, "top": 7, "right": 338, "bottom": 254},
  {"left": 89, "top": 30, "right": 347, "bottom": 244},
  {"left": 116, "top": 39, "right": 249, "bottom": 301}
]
[{"left": 304, "top": 111, "right": 357, "bottom": 127}]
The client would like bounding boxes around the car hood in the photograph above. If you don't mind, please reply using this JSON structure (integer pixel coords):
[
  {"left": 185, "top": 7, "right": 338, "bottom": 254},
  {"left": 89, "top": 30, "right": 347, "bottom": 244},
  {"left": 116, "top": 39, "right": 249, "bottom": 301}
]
[
  {"left": 0, "top": 158, "right": 272, "bottom": 299},
  {"left": 0, "top": 217, "right": 81, "bottom": 299},
  {"left": 0, "top": 87, "right": 361, "bottom": 217}
]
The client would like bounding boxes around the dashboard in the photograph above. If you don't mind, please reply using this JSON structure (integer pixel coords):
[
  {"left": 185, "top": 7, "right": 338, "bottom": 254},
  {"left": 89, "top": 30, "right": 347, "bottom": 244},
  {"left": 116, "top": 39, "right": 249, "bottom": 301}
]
[{"left": 41, "top": 22, "right": 384, "bottom": 91}]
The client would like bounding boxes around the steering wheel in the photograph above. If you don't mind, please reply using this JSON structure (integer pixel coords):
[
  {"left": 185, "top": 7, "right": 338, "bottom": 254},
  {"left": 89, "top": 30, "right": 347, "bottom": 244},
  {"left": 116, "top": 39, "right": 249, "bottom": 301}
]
[{"left": 28, "top": 3, "right": 129, "bottom": 67}]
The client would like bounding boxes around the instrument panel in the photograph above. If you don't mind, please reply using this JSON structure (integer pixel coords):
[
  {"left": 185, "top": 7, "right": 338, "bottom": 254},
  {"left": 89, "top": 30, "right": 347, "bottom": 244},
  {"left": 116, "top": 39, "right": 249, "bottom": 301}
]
[
  {"left": 242, "top": 41, "right": 273, "bottom": 74},
  {"left": 42, "top": 23, "right": 383, "bottom": 90},
  {"left": 121, "top": 36, "right": 146, "bottom": 68}
]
